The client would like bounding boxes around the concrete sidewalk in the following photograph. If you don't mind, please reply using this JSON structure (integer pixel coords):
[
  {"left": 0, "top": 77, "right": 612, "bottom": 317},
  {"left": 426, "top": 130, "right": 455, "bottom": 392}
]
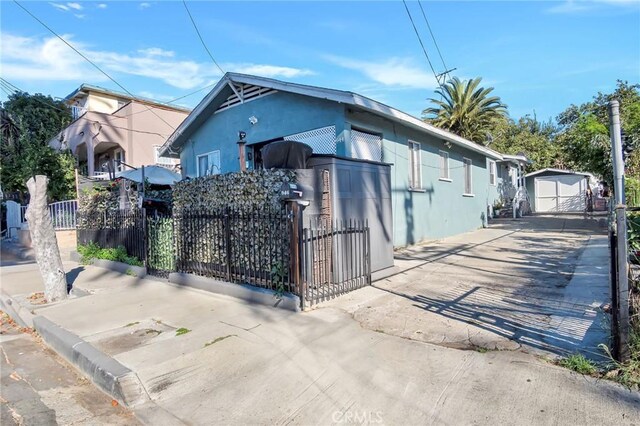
[{"left": 1, "top": 234, "right": 638, "bottom": 424}]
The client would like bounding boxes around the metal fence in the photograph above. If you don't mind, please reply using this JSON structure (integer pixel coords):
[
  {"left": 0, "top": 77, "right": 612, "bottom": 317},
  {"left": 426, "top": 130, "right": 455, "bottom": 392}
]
[
  {"left": 301, "top": 219, "right": 371, "bottom": 307},
  {"left": 174, "top": 207, "right": 292, "bottom": 292},
  {"left": 19, "top": 199, "right": 77, "bottom": 230},
  {"left": 49, "top": 200, "right": 78, "bottom": 230},
  {"left": 77, "top": 207, "right": 371, "bottom": 309},
  {"left": 77, "top": 210, "right": 146, "bottom": 262}
]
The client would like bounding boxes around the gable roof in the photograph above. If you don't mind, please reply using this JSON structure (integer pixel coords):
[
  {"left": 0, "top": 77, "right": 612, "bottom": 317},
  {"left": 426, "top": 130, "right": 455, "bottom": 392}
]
[
  {"left": 524, "top": 168, "right": 593, "bottom": 178},
  {"left": 65, "top": 84, "right": 192, "bottom": 113},
  {"left": 158, "top": 73, "right": 504, "bottom": 160}
]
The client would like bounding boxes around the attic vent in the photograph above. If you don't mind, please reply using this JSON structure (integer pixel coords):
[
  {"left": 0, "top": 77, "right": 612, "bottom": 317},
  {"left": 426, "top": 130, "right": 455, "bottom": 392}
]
[{"left": 215, "top": 84, "right": 277, "bottom": 113}]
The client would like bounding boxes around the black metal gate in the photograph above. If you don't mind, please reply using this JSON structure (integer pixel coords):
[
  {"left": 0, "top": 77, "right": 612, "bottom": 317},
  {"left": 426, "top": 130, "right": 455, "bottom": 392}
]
[{"left": 301, "top": 219, "right": 371, "bottom": 307}]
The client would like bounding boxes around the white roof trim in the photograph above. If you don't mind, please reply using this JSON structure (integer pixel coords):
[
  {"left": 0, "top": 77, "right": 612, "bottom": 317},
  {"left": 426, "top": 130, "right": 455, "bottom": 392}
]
[
  {"left": 524, "top": 168, "right": 592, "bottom": 178},
  {"left": 159, "top": 73, "right": 504, "bottom": 160}
]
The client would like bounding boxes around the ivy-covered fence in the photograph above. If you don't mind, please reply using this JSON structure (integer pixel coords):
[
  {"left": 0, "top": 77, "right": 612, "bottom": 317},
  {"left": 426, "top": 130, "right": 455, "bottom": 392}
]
[{"left": 77, "top": 170, "right": 296, "bottom": 291}]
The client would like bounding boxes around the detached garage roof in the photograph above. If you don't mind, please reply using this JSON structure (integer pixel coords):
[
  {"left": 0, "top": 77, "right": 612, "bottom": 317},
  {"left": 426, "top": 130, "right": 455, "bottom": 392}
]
[
  {"left": 524, "top": 168, "right": 592, "bottom": 178},
  {"left": 159, "top": 73, "right": 504, "bottom": 160}
]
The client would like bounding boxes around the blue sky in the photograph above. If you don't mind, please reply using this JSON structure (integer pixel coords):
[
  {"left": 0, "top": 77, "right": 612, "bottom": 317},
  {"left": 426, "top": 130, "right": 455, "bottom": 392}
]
[{"left": 1, "top": 1, "right": 639, "bottom": 122}]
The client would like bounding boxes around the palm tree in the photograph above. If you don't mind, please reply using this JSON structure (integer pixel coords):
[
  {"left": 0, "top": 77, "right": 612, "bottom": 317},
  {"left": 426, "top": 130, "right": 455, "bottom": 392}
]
[
  {"left": 423, "top": 77, "right": 508, "bottom": 144},
  {"left": 1, "top": 108, "right": 21, "bottom": 147}
]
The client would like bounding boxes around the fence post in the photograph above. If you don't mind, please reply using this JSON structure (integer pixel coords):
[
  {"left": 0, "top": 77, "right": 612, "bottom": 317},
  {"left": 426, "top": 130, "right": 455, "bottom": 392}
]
[
  {"left": 615, "top": 206, "right": 631, "bottom": 361},
  {"left": 142, "top": 208, "right": 148, "bottom": 268},
  {"left": 609, "top": 227, "right": 619, "bottom": 358},
  {"left": 224, "top": 208, "right": 232, "bottom": 282}
]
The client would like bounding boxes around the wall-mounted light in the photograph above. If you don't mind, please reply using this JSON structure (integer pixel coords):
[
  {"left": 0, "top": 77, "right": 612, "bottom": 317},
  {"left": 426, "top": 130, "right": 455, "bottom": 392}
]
[{"left": 249, "top": 116, "right": 258, "bottom": 125}]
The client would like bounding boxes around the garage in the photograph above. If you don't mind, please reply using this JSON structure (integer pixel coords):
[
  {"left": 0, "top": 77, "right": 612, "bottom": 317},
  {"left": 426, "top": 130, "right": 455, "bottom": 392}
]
[{"left": 525, "top": 169, "right": 590, "bottom": 213}]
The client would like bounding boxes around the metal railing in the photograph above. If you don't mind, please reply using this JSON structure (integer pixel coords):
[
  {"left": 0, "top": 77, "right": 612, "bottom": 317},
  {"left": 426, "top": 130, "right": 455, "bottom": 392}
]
[
  {"left": 71, "top": 105, "right": 87, "bottom": 120},
  {"left": 19, "top": 199, "right": 78, "bottom": 230},
  {"left": 302, "top": 219, "right": 371, "bottom": 307},
  {"left": 49, "top": 200, "right": 78, "bottom": 230}
]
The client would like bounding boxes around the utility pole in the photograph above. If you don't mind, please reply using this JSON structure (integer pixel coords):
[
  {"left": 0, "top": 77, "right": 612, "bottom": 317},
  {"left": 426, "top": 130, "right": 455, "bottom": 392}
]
[{"left": 609, "top": 99, "right": 630, "bottom": 361}]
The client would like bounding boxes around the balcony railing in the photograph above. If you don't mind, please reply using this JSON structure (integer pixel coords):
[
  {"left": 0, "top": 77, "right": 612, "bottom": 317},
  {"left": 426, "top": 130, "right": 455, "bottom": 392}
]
[{"left": 71, "top": 106, "right": 87, "bottom": 120}]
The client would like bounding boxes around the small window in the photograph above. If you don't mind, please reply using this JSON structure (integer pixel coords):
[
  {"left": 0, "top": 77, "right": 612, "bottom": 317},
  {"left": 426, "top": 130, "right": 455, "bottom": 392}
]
[
  {"left": 439, "top": 151, "right": 450, "bottom": 180},
  {"left": 463, "top": 158, "right": 473, "bottom": 195},
  {"left": 408, "top": 141, "right": 422, "bottom": 189},
  {"left": 489, "top": 160, "right": 496, "bottom": 186},
  {"left": 197, "top": 150, "right": 221, "bottom": 177}
]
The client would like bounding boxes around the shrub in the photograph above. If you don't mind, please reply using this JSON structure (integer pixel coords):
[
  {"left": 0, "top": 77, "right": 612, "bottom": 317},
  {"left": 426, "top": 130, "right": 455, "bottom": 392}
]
[{"left": 77, "top": 242, "right": 143, "bottom": 267}]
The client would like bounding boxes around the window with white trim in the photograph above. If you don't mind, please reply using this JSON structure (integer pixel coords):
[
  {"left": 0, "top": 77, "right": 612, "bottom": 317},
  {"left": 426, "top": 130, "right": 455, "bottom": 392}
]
[
  {"left": 439, "top": 150, "right": 450, "bottom": 180},
  {"left": 408, "top": 141, "right": 422, "bottom": 189},
  {"left": 197, "top": 150, "right": 221, "bottom": 177},
  {"left": 463, "top": 158, "right": 473, "bottom": 195},
  {"left": 154, "top": 146, "right": 174, "bottom": 165},
  {"left": 489, "top": 160, "right": 496, "bottom": 185},
  {"left": 114, "top": 149, "right": 125, "bottom": 172}
]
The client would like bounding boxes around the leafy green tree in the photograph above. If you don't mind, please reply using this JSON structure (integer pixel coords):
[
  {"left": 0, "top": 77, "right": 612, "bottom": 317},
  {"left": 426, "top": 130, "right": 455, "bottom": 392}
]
[
  {"left": 423, "top": 77, "right": 508, "bottom": 144},
  {"left": 554, "top": 81, "right": 640, "bottom": 182},
  {"left": 489, "top": 115, "right": 560, "bottom": 172},
  {"left": 1, "top": 92, "right": 76, "bottom": 202}
]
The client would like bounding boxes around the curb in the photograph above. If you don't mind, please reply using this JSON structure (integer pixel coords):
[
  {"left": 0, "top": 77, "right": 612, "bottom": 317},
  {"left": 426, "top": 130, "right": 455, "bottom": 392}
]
[
  {"left": 31, "top": 316, "right": 185, "bottom": 425},
  {"left": 168, "top": 272, "right": 301, "bottom": 312},
  {"left": 0, "top": 289, "right": 36, "bottom": 328},
  {"left": 32, "top": 316, "right": 147, "bottom": 406}
]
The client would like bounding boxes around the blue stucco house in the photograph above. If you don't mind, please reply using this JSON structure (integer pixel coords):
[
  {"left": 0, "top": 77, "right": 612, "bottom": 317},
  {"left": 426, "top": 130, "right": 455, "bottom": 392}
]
[{"left": 159, "top": 73, "right": 528, "bottom": 247}]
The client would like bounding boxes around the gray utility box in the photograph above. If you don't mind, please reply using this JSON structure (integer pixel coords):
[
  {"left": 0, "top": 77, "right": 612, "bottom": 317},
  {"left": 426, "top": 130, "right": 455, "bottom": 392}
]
[{"left": 296, "top": 155, "right": 394, "bottom": 273}]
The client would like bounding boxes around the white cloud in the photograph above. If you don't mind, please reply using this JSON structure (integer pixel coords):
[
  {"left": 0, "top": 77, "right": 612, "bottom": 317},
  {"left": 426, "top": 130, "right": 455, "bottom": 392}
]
[
  {"left": 546, "top": 0, "right": 640, "bottom": 14},
  {"left": 0, "top": 32, "right": 315, "bottom": 90},
  {"left": 138, "top": 47, "right": 175, "bottom": 58},
  {"left": 50, "top": 2, "right": 85, "bottom": 18},
  {"left": 97, "top": 3, "right": 108, "bottom": 9},
  {"left": 139, "top": 2, "right": 151, "bottom": 9},
  {"left": 231, "top": 64, "right": 314, "bottom": 78},
  {"left": 0, "top": 33, "right": 105, "bottom": 81},
  {"left": 49, "top": 2, "right": 70, "bottom": 11},
  {"left": 324, "top": 55, "right": 438, "bottom": 90}
]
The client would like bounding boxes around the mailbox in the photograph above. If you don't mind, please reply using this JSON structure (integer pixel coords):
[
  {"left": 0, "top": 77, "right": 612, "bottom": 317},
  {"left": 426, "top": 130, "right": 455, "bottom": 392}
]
[{"left": 279, "top": 182, "right": 311, "bottom": 202}]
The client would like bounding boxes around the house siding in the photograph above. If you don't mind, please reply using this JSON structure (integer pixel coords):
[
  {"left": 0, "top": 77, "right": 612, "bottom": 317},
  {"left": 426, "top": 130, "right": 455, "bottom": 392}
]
[
  {"left": 345, "top": 110, "right": 495, "bottom": 246},
  {"left": 180, "top": 91, "right": 347, "bottom": 178}
]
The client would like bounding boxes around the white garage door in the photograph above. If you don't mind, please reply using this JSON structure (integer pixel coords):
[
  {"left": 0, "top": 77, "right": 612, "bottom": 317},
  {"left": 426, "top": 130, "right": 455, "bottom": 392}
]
[{"left": 535, "top": 175, "right": 586, "bottom": 212}]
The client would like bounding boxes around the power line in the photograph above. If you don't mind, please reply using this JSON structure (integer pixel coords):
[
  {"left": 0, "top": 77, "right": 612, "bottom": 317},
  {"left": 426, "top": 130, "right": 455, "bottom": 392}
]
[
  {"left": 401, "top": 0, "right": 441, "bottom": 88},
  {"left": 417, "top": 0, "right": 447, "bottom": 72},
  {"left": 182, "top": 0, "right": 225, "bottom": 75},
  {"left": 12, "top": 0, "right": 177, "bottom": 132},
  {"left": 0, "top": 78, "right": 173, "bottom": 138}
]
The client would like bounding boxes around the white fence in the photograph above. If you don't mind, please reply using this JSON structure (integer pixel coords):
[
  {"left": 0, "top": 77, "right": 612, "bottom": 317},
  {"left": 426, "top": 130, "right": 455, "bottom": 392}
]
[
  {"left": 11, "top": 199, "right": 78, "bottom": 233},
  {"left": 48, "top": 200, "right": 78, "bottom": 230}
]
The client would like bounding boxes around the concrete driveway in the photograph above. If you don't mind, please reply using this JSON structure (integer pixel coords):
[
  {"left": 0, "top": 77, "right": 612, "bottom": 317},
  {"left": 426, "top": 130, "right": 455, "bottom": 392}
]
[{"left": 323, "top": 215, "right": 611, "bottom": 360}]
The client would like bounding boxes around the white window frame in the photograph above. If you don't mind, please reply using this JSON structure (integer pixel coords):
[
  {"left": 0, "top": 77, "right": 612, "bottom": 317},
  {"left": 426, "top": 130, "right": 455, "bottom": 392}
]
[
  {"left": 408, "top": 140, "right": 422, "bottom": 190},
  {"left": 488, "top": 160, "right": 497, "bottom": 186},
  {"left": 197, "top": 150, "right": 221, "bottom": 177},
  {"left": 154, "top": 145, "right": 174, "bottom": 165},
  {"left": 439, "top": 150, "right": 451, "bottom": 181},
  {"left": 114, "top": 148, "right": 125, "bottom": 173},
  {"left": 463, "top": 157, "right": 474, "bottom": 196}
]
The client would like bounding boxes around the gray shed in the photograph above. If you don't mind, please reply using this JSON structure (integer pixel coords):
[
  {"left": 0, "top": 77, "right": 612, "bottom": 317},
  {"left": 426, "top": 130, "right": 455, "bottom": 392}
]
[
  {"left": 297, "top": 155, "right": 394, "bottom": 274},
  {"left": 525, "top": 169, "right": 591, "bottom": 213}
]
